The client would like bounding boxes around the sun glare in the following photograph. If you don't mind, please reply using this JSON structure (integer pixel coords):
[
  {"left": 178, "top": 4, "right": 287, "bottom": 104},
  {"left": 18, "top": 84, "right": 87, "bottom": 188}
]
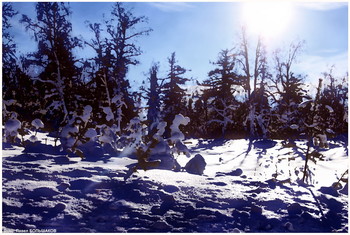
[{"left": 242, "top": 1, "right": 294, "bottom": 38}]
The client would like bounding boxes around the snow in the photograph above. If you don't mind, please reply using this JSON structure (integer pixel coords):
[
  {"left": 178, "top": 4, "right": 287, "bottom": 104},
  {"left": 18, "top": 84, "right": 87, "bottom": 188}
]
[
  {"left": 28, "top": 135, "right": 38, "bottom": 142},
  {"left": 5, "top": 119, "right": 21, "bottom": 133},
  {"left": 325, "top": 105, "right": 334, "bottom": 113},
  {"left": 155, "top": 121, "right": 167, "bottom": 140},
  {"left": 61, "top": 125, "right": 78, "bottom": 138},
  {"left": 84, "top": 128, "right": 97, "bottom": 140},
  {"left": 299, "top": 99, "right": 312, "bottom": 108},
  {"left": 81, "top": 105, "right": 93, "bottom": 123},
  {"left": 314, "top": 134, "right": 328, "bottom": 148},
  {"left": 2, "top": 133, "right": 348, "bottom": 233},
  {"left": 102, "top": 106, "right": 114, "bottom": 122},
  {"left": 3, "top": 99, "right": 17, "bottom": 106},
  {"left": 166, "top": 114, "right": 191, "bottom": 158},
  {"left": 169, "top": 114, "right": 190, "bottom": 142},
  {"left": 31, "top": 118, "right": 44, "bottom": 129}
]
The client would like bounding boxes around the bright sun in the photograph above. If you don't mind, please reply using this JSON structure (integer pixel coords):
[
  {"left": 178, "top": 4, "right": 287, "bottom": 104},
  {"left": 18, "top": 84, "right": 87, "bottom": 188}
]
[{"left": 242, "top": 1, "right": 294, "bottom": 38}]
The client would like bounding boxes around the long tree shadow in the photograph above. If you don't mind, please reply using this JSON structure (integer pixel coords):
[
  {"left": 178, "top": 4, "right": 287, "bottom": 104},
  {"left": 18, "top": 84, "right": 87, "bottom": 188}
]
[
  {"left": 292, "top": 146, "right": 307, "bottom": 160},
  {"left": 194, "top": 138, "right": 230, "bottom": 152},
  {"left": 238, "top": 139, "right": 277, "bottom": 167},
  {"left": 23, "top": 142, "right": 66, "bottom": 155}
]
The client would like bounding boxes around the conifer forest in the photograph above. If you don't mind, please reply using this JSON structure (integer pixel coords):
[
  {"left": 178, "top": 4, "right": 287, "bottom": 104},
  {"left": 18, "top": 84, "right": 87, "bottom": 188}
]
[{"left": 2, "top": 2, "right": 348, "bottom": 233}]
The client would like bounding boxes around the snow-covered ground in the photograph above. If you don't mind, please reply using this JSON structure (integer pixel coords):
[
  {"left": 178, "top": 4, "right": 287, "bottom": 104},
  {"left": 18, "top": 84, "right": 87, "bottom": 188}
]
[{"left": 2, "top": 132, "right": 348, "bottom": 232}]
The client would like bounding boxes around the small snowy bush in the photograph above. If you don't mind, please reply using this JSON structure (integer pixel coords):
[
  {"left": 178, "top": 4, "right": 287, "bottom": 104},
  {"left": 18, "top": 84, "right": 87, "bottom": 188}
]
[
  {"left": 168, "top": 114, "right": 191, "bottom": 158},
  {"left": 98, "top": 124, "right": 120, "bottom": 147},
  {"left": 60, "top": 105, "right": 95, "bottom": 158},
  {"left": 4, "top": 115, "right": 22, "bottom": 143},
  {"left": 123, "top": 115, "right": 162, "bottom": 179},
  {"left": 31, "top": 118, "right": 44, "bottom": 130},
  {"left": 22, "top": 119, "right": 44, "bottom": 143},
  {"left": 124, "top": 114, "right": 191, "bottom": 179},
  {"left": 30, "top": 118, "right": 45, "bottom": 141},
  {"left": 3, "top": 100, "right": 27, "bottom": 144},
  {"left": 122, "top": 116, "right": 148, "bottom": 156}
]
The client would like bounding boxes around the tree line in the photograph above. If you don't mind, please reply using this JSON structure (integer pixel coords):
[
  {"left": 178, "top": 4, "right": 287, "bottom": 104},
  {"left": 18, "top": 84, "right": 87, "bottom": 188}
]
[{"left": 3, "top": 2, "right": 348, "bottom": 147}]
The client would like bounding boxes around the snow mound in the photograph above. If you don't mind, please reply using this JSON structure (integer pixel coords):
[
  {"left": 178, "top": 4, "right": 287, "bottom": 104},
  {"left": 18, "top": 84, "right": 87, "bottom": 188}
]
[
  {"left": 5, "top": 119, "right": 21, "bottom": 132},
  {"left": 31, "top": 119, "right": 44, "bottom": 129}
]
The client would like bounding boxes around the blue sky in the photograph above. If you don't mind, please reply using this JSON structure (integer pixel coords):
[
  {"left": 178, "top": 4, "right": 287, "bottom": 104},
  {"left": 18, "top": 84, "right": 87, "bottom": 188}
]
[{"left": 8, "top": 1, "right": 348, "bottom": 91}]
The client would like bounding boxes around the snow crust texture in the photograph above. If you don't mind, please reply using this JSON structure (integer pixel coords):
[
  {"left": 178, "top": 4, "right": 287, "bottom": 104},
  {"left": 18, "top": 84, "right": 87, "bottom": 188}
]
[{"left": 2, "top": 137, "right": 348, "bottom": 233}]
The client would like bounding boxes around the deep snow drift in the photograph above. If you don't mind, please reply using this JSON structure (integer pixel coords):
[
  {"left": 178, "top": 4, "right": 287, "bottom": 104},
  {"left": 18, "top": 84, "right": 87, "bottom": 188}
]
[{"left": 2, "top": 132, "right": 348, "bottom": 233}]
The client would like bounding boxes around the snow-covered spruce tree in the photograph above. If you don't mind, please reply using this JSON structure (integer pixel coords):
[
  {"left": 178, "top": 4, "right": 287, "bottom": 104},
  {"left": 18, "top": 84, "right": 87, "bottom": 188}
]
[
  {"left": 122, "top": 99, "right": 164, "bottom": 172},
  {"left": 83, "top": 22, "right": 111, "bottom": 125},
  {"left": 142, "top": 63, "right": 162, "bottom": 137},
  {"left": 318, "top": 68, "right": 348, "bottom": 135},
  {"left": 267, "top": 40, "right": 308, "bottom": 141},
  {"left": 2, "top": 4, "right": 34, "bottom": 145},
  {"left": 201, "top": 49, "right": 242, "bottom": 138},
  {"left": 162, "top": 52, "right": 190, "bottom": 138},
  {"left": 184, "top": 88, "right": 208, "bottom": 138},
  {"left": 2, "top": 3, "right": 37, "bottom": 127},
  {"left": 123, "top": 111, "right": 191, "bottom": 180},
  {"left": 2, "top": 3, "right": 17, "bottom": 65},
  {"left": 3, "top": 102, "right": 44, "bottom": 146},
  {"left": 296, "top": 79, "right": 334, "bottom": 184},
  {"left": 84, "top": 3, "right": 152, "bottom": 132},
  {"left": 27, "top": 118, "right": 45, "bottom": 143},
  {"left": 2, "top": 2, "right": 18, "bottom": 100},
  {"left": 244, "top": 79, "right": 271, "bottom": 139},
  {"left": 20, "top": 2, "right": 82, "bottom": 131}
]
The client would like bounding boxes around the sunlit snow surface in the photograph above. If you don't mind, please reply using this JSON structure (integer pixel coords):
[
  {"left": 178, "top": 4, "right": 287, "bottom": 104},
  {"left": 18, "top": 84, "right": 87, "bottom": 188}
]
[{"left": 2, "top": 133, "right": 348, "bottom": 232}]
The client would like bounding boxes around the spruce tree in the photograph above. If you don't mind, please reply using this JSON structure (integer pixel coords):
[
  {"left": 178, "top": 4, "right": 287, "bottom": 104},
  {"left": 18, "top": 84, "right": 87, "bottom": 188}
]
[
  {"left": 20, "top": 2, "right": 82, "bottom": 130},
  {"left": 162, "top": 52, "right": 189, "bottom": 137},
  {"left": 202, "top": 49, "right": 242, "bottom": 138},
  {"left": 85, "top": 3, "right": 152, "bottom": 130},
  {"left": 146, "top": 63, "right": 161, "bottom": 135},
  {"left": 2, "top": 3, "right": 39, "bottom": 126},
  {"left": 318, "top": 69, "right": 348, "bottom": 135},
  {"left": 267, "top": 41, "right": 308, "bottom": 140},
  {"left": 3, "top": 2, "right": 18, "bottom": 115},
  {"left": 2, "top": 2, "right": 18, "bottom": 79}
]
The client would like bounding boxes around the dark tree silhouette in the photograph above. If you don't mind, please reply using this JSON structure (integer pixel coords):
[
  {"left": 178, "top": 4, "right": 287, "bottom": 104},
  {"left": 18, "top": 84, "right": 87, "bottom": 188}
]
[
  {"left": 3, "top": 2, "right": 18, "bottom": 101},
  {"left": 319, "top": 68, "right": 348, "bottom": 135},
  {"left": 20, "top": 2, "right": 82, "bottom": 129},
  {"left": 202, "top": 49, "right": 242, "bottom": 138},
  {"left": 2, "top": 3, "right": 39, "bottom": 125},
  {"left": 146, "top": 63, "right": 161, "bottom": 135},
  {"left": 268, "top": 41, "right": 308, "bottom": 140},
  {"left": 162, "top": 52, "right": 189, "bottom": 137},
  {"left": 2, "top": 3, "right": 17, "bottom": 72},
  {"left": 85, "top": 2, "right": 152, "bottom": 130}
]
